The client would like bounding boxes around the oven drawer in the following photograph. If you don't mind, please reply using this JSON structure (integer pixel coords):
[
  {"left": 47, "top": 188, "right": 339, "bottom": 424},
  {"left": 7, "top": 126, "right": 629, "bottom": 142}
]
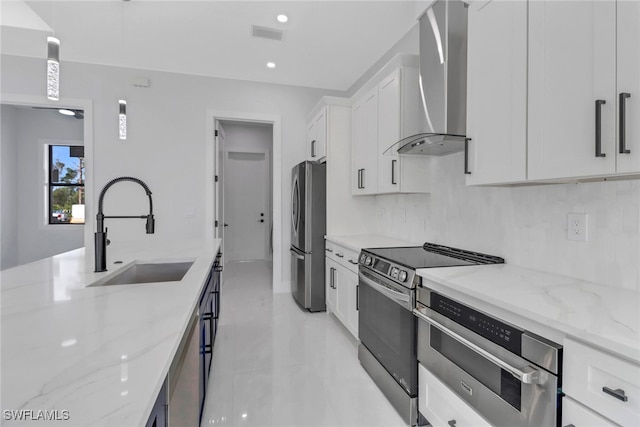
[
  {"left": 418, "top": 363, "right": 492, "bottom": 427},
  {"left": 325, "top": 241, "right": 359, "bottom": 274},
  {"left": 564, "top": 337, "right": 640, "bottom": 426},
  {"left": 562, "top": 396, "right": 617, "bottom": 427}
]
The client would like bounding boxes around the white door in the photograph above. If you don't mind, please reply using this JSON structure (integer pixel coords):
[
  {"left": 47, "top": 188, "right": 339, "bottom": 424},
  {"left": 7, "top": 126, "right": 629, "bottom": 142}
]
[
  {"left": 224, "top": 151, "right": 269, "bottom": 262},
  {"left": 528, "top": 1, "right": 616, "bottom": 180}
]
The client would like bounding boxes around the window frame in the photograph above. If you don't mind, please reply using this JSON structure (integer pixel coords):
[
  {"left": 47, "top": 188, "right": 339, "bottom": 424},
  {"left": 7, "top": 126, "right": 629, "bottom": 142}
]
[{"left": 47, "top": 143, "right": 85, "bottom": 226}]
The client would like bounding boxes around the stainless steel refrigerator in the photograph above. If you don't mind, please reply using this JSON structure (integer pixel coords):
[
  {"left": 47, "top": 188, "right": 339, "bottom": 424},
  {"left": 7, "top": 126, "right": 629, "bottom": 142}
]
[{"left": 290, "top": 160, "right": 326, "bottom": 312}]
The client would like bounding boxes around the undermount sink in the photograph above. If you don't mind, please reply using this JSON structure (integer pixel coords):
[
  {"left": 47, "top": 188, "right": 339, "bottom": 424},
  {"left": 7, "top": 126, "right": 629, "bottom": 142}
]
[{"left": 89, "top": 261, "right": 194, "bottom": 287}]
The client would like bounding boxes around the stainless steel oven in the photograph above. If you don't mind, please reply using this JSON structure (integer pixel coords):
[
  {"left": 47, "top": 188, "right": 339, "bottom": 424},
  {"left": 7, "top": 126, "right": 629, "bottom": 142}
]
[
  {"left": 415, "top": 286, "right": 562, "bottom": 427},
  {"left": 357, "top": 244, "right": 504, "bottom": 426}
]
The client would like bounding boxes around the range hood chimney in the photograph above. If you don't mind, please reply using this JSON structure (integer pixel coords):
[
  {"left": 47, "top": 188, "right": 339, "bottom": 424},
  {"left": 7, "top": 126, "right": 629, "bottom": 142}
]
[{"left": 386, "top": 0, "right": 468, "bottom": 156}]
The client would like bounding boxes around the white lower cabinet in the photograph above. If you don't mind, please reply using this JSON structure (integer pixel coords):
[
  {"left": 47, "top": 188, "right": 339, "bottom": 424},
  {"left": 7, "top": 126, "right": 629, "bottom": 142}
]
[
  {"left": 418, "top": 363, "right": 491, "bottom": 427},
  {"left": 325, "top": 241, "right": 359, "bottom": 339},
  {"left": 563, "top": 337, "right": 640, "bottom": 426},
  {"left": 562, "top": 396, "right": 617, "bottom": 427}
]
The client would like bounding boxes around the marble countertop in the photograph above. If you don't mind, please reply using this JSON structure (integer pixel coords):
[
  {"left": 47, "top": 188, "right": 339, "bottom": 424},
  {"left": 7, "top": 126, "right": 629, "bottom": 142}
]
[
  {"left": 416, "top": 264, "right": 640, "bottom": 363},
  {"left": 1, "top": 238, "right": 221, "bottom": 426},
  {"left": 325, "top": 234, "right": 418, "bottom": 253}
]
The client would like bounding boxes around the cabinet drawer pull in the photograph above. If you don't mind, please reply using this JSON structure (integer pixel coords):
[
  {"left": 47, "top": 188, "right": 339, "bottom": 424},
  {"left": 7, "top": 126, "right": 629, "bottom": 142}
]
[
  {"left": 595, "top": 100, "right": 607, "bottom": 158},
  {"left": 602, "top": 386, "right": 628, "bottom": 402},
  {"left": 464, "top": 138, "right": 471, "bottom": 174},
  {"left": 348, "top": 259, "right": 358, "bottom": 265},
  {"left": 336, "top": 253, "right": 344, "bottom": 258},
  {"left": 325, "top": 248, "right": 333, "bottom": 252},
  {"left": 620, "top": 93, "right": 631, "bottom": 154}
]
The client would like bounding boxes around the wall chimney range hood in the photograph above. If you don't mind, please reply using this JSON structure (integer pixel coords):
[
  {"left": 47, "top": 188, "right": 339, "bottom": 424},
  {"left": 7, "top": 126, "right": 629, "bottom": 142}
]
[{"left": 386, "top": 0, "right": 468, "bottom": 156}]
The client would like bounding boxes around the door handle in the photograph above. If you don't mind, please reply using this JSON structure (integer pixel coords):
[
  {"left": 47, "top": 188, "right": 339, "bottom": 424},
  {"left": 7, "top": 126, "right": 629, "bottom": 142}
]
[
  {"left": 620, "top": 93, "right": 631, "bottom": 154},
  {"left": 595, "top": 100, "right": 606, "bottom": 157}
]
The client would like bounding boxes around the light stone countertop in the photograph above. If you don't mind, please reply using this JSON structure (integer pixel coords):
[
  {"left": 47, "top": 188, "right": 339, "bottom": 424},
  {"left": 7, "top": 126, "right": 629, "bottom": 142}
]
[
  {"left": 417, "top": 264, "right": 640, "bottom": 363},
  {"left": 325, "top": 234, "right": 419, "bottom": 253},
  {"left": 1, "top": 238, "right": 221, "bottom": 426}
]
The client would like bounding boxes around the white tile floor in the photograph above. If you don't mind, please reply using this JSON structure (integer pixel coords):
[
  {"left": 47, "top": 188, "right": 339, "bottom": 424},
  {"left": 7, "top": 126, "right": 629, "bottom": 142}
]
[{"left": 201, "top": 261, "right": 406, "bottom": 427}]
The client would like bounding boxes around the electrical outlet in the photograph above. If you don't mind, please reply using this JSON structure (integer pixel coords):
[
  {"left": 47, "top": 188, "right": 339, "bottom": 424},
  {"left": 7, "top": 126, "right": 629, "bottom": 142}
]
[{"left": 567, "top": 213, "right": 588, "bottom": 241}]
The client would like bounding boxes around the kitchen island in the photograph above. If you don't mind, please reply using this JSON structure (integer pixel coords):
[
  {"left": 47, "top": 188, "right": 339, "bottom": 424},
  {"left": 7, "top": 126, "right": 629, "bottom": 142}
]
[{"left": 1, "top": 238, "right": 221, "bottom": 426}]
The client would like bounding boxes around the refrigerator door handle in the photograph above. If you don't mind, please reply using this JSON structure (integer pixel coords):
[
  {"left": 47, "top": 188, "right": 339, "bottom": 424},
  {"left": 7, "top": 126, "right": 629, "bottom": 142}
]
[{"left": 290, "top": 248, "right": 305, "bottom": 260}]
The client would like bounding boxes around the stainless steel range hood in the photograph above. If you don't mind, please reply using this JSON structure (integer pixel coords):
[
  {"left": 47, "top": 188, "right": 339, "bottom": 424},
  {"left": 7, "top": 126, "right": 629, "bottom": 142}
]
[{"left": 386, "top": 0, "right": 468, "bottom": 156}]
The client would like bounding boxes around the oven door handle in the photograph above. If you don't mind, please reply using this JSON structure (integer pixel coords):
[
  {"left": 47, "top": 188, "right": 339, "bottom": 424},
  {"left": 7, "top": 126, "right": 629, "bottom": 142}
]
[
  {"left": 414, "top": 309, "right": 541, "bottom": 385},
  {"left": 359, "top": 272, "right": 410, "bottom": 306}
]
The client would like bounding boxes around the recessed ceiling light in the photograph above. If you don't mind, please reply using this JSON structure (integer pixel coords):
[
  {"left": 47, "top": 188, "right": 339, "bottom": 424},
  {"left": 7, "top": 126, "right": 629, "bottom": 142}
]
[
  {"left": 58, "top": 109, "right": 75, "bottom": 116},
  {"left": 266, "top": 62, "right": 276, "bottom": 69},
  {"left": 277, "top": 14, "right": 288, "bottom": 23}
]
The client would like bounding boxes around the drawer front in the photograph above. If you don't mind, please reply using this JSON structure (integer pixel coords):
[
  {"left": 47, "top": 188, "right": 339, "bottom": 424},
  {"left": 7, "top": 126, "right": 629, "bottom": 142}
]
[
  {"left": 564, "top": 337, "right": 640, "bottom": 426},
  {"left": 418, "top": 363, "right": 491, "bottom": 427},
  {"left": 562, "top": 396, "right": 617, "bottom": 427},
  {"left": 324, "top": 241, "right": 359, "bottom": 273}
]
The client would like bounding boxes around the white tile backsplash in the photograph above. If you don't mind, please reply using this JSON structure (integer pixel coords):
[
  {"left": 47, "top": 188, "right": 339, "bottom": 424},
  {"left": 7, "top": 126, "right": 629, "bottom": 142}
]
[{"left": 373, "top": 152, "right": 640, "bottom": 291}]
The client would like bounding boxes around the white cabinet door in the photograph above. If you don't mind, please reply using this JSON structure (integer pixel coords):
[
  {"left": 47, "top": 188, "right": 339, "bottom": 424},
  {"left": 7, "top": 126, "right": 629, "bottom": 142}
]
[
  {"left": 361, "top": 88, "right": 379, "bottom": 194},
  {"left": 617, "top": 0, "right": 640, "bottom": 174},
  {"left": 344, "top": 269, "right": 359, "bottom": 338},
  {"left": 378, "top": 69, "right": 402, "bottom": 194},
  {"left": 334, "top": 263, "right": 349, "bottom": 327},
  {"left": 465, "top": 0, "right": 527, "bottom": 185},
  {"left": 325, "top": 258, "right": 337, "bottom": 314},
  {"left": 307, "top": 107, "right": 326, "bottom": 161},
  {"left": 528, "top": 1, "right": 616, "bottom": 180}
]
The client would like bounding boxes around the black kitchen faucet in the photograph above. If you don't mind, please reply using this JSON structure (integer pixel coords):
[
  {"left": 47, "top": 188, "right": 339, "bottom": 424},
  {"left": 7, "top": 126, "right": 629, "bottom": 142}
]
[{"left": 94, "top": 176, "right": 155, "bottom": 272}]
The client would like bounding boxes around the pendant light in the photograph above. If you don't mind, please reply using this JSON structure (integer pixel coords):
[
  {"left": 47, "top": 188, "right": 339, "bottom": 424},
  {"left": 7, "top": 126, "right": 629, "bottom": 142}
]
[
  {"left": 46, "top": 36, "right": 60, "bottom": 100},
  {"left": 118, "top": 0, "right": 128, "bottom": 140},
  {"left": 46, "top": 0, "right": 59, "bottom": 101},
  {"left": 118, "top": 100, "right": 127, "bottom": 140}
]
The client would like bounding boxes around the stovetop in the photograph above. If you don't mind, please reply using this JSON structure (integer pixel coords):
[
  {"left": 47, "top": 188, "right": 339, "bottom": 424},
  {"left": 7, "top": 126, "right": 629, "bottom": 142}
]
[{"left": 359, "top": 243, "right": 504, "bottom": 288}]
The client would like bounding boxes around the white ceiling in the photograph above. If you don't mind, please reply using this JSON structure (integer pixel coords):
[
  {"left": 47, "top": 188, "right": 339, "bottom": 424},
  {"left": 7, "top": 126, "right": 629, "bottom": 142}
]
[{"left": 1, "top": 0, "right": 418, "bottom": 91}]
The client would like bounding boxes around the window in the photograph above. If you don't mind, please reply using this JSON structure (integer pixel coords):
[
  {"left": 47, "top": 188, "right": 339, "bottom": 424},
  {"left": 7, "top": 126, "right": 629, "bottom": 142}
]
[{"left": 48, "top": 145, "right": 85, "bottom": 224}]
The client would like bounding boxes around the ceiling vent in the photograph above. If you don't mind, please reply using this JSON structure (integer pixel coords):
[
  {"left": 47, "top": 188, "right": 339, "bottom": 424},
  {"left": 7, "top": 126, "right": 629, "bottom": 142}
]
[{"left": 251, "top": 25, "right": 285, "bottom": 42}]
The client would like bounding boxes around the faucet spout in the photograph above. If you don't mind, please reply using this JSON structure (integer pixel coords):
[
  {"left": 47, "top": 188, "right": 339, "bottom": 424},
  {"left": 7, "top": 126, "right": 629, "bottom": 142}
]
[{"left": 94, "top": 176, "right": 155, "bottom": 272}]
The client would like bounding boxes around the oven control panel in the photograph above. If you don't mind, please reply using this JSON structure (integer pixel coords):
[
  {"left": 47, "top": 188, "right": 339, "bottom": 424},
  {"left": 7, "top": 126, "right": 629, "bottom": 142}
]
[
  {"left": 359, "top": 252, "right": 413, "bottom": 287},
  {"left": 430, "top": 291, "right": 523, "bottom": 354}
]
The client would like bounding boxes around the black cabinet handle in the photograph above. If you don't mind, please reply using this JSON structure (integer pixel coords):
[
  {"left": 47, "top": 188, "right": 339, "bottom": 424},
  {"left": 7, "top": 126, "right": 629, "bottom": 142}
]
[
  {"left": 602, "top": 386, "right": 628, "bottom": 402},
  {"left": 595, "top": 100, "right": 607, "bottom": 157},
  {"left": 464, "top": 138, "right": 471, "bottom": 174},
  {"left": 357, "top": 169, "right": 362, "bottom": 189},
  {"left": 448, "top": 420, "right": 456, "bottom": 427},
  {"left": 348, "top": 259, "right": 358, "bottom": 265},
  {"left": 620, "top": 93, "right": 631, "bottom": 154},
  {"left": 330, "top": 267, "right": 335, "bottom": 289},
  {"left": 325, "top": 248, "right": 333, "bottom": 252},
  {"left": 391, "top": 159, "right": 397, "bottom": 185},
  {"left": 311, "top": 140, "right": 316, "bottom": 158},
  {"left": 336, "top": 253, "right": 344, "bottom": 258},
  {"left": 356, "top": 285, "right": 359, "bottom": 310},
  {"left": 361, "top": 169, "right": 365, "bottom": 188}
]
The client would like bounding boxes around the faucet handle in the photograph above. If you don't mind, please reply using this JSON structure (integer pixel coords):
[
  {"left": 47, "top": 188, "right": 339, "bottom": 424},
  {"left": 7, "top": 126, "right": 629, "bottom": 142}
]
[{"left": 105, "top": 227, "right": 111, "bottom": 246}]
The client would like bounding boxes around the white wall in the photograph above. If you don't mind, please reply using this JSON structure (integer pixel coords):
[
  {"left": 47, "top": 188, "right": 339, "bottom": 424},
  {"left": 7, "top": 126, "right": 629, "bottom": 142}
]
[
  {"left": 373, "top": 153, "right": 640, "bottom": 291},
  {"left": 1, "top": 105, "right": 19, "bottom": 269},
  {"left": 0, "top": 105, "right": 85, "bottom": 268},
  {"left": 1, "top": 54, "right": 341, "bottom": 284}
]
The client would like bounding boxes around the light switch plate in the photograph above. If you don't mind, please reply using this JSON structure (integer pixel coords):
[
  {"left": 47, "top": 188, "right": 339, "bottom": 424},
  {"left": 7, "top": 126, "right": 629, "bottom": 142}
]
[{"left": 567, "top": 213, "right": 588, "bottom": 241}]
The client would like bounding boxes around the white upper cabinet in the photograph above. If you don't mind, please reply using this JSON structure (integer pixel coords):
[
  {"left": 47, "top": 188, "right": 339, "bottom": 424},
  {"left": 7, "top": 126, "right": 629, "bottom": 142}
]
[
  {"left": 352, "top": 87, "right": 379, "bottom": 195},
  {"left": 306, "top": 107, "right": 327, "bottom": 161},
  {"left": 528, "top": 0, "right": 617, "bottom": 180},
  {"left": 466, "top": 0, "right": 640, "bottom": 185},
  {"left": 351, "top": 55, "right": 430, "bottom": 195},
  {"left": 616, "top": 0, "right": 640, "bottom": 174},
  {"left": 465, "top": 0, "right": 527, "bottom": 185}
]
